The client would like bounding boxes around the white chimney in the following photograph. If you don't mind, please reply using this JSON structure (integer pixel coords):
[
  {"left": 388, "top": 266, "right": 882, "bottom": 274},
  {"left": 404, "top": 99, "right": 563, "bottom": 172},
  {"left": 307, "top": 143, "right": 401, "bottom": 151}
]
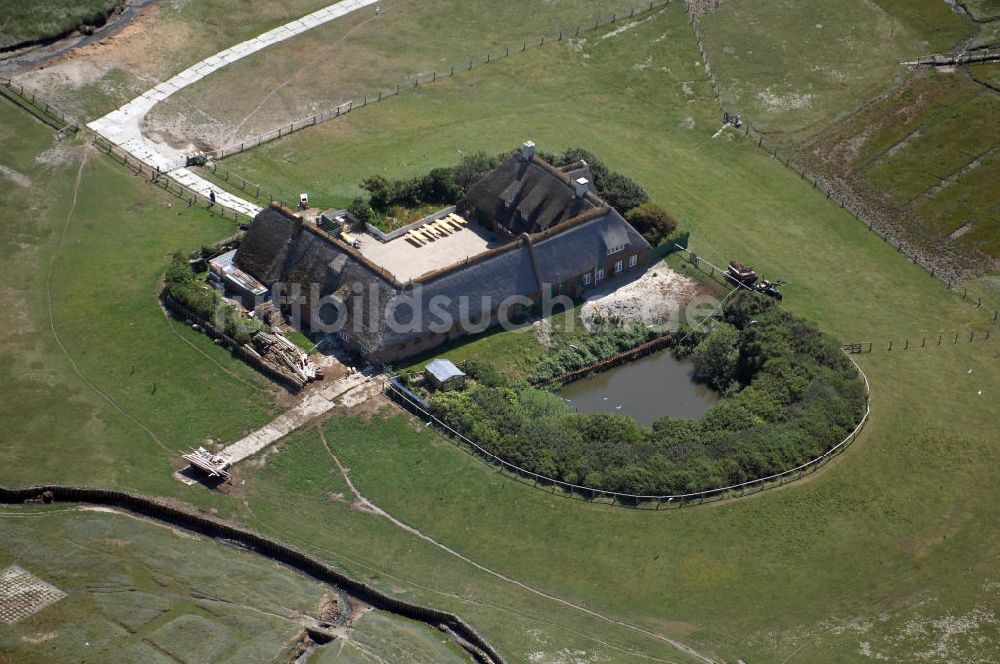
[
  {"left": 521, "top": 140, "right": 536, "bottom": 161},
  {"left": 574, "top": 177, "right": 590, "bottom": 198}
]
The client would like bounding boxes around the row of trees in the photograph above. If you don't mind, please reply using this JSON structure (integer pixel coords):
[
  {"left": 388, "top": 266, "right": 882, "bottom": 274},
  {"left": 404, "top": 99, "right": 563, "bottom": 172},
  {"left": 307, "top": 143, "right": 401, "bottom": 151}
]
[{"left": 429, "top": 292, "right": 866, "bottom": 495}]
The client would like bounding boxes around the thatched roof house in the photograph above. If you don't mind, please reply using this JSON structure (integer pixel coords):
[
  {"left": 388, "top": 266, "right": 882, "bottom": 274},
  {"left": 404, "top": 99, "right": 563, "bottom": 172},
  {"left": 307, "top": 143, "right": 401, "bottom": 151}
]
[
  {"left": 467, "top": 141, "right": 602, "bottom": 236},
  {"left": 233, "top": 143, "right": 651, "bottom": 362}
]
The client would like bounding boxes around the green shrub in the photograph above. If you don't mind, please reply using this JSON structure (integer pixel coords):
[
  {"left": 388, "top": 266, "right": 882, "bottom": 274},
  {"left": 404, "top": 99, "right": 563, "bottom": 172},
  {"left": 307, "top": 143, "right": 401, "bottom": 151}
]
[
  {"left": 429, "top": 290, "right": 865, "bottom": 496},
  {"left": 625, "top": 203, "right": 679, "bottom": 246}
]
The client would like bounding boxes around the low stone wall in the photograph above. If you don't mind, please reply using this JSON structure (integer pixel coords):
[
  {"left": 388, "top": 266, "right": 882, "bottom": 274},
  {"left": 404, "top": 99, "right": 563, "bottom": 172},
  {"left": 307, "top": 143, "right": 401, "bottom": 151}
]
[
  {"left": 365, "top": 206, "right": 457, "bottom": 243},
  {"left": 0, "top": 484, "right": 505, "bottom": 664}
]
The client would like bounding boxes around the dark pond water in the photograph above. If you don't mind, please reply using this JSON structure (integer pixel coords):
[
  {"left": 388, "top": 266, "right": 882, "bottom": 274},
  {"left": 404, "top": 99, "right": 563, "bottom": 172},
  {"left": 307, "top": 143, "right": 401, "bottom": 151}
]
[{"left": 557, "top": 349, "right": 720, "bottom": 426}]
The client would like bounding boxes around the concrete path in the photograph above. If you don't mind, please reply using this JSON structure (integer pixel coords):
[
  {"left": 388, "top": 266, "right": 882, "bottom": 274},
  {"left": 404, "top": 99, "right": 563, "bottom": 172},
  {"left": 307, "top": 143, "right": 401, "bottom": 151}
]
[
  {"left": 219, "top": 370, "right": 380, "bottom": 466},
  {"left": 87, "top": 0, "right": 380, "bottom": 214}
]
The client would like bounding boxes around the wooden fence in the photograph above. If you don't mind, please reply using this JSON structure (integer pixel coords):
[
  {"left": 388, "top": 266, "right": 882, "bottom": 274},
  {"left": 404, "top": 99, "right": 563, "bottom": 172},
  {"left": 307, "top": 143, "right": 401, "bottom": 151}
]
[
  {"left": 0, "top": 77, "right": 76, "bottom": 131},
  {"left": 534, "top": 333, "right": 675, "bottom": 387},
  {"left": 681, "top": 2, "right": 1000, "bottom": 319},
  {"left": 206, "top": 0, "right": 673, "bottom": 162},
  {"left": 92, "top": 136, "right": 254, "bottom": 224}
]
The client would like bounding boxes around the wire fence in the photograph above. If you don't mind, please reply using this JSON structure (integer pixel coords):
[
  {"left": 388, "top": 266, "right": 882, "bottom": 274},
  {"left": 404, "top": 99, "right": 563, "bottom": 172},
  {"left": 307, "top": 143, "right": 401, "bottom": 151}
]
[
  {"left": 0, "top": 77, "right": 76, "bottom": 132},
  {"left": 204, "top": 0, "right": 674, "bottom": 162},
  {"left": 380, "top": 250, "right": 870, "bottom": 509},
  {"left": 92, "top": 135, "right": 254, "bottom": 224},
  {"left": 682, "top": 3, "right": 1000, "bottom": 319},
  {"left": 384, "top": 350, "right": 870, "bottom": 509},
  {"left": 200, "top": 161, "right": 300, "bottom": 211},
  {"left": 845, "top": 328, "right": 994, "bottom": 354}
]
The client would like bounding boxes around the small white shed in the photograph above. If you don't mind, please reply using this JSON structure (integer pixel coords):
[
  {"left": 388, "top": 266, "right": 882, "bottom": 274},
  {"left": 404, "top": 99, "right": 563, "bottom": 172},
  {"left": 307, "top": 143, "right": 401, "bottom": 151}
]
[{"left": 425, "top": 359, "right": 466, "bottom": 391}]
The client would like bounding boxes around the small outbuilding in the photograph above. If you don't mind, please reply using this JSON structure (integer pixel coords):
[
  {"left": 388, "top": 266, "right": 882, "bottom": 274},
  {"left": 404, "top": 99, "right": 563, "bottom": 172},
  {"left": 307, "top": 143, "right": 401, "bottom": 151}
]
[{"left": 425, "top": 359, "right": 466, "bottom": 391}]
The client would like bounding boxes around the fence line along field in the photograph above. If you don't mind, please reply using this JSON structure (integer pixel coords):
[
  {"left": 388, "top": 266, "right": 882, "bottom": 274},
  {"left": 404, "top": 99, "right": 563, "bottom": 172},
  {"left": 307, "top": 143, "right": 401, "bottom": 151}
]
[{"left": 1, "top": 0, "right": 999, "bottom": 663}]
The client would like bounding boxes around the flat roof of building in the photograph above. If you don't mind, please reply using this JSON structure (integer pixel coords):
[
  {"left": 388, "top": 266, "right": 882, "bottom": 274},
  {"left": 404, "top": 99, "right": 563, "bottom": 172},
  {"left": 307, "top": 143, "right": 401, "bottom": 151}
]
[
  {"left": 353, "top": 214, "right": 500, "bottom": 283},
  {"left": 211, "top": 248, "right": 267, "bottom": 296}
]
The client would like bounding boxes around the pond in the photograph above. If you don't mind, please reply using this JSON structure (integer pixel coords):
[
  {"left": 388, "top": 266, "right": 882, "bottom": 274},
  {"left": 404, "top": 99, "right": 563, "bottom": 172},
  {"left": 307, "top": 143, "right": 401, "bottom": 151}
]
[{"left": 557, "top": 349, "right": 720, "bottom": 426}]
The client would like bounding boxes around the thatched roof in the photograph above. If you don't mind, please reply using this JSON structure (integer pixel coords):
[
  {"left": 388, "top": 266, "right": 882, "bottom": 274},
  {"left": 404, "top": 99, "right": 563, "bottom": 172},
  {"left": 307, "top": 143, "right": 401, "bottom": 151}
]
[
  {"left": 467, "top": 152, "right": 603, "bottom": 234},
  {"left": 235, "top": 193, "right": 649, "bottom": 357}
]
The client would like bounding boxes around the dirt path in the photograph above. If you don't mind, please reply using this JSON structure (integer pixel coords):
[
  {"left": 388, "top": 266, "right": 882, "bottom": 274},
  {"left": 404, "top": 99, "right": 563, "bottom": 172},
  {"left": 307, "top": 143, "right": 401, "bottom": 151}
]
[
  {"left": 44, "top": 147, "right": 174, "bottom": 456},
  {"left": 316, "top": 427, "right": 720, "bottom": 664}
]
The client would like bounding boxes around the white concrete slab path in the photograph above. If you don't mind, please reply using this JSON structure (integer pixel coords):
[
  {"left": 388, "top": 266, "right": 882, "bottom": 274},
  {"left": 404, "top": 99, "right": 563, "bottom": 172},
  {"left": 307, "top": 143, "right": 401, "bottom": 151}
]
[
  {"left": 219, "top": 370, "right": 382, "bottom": 466},
  {"left": 87, "top": 0, "right": 380, "bottom": 216}
]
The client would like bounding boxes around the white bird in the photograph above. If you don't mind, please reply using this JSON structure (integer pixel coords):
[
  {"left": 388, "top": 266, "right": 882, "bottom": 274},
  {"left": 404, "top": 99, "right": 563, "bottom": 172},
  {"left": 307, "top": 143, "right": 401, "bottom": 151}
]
[
  {"left": 978, "top": 390, "right": 983, "bottom": 396},
  {"left": 968, "top": 369, "right": 973, "bottom": 374}
]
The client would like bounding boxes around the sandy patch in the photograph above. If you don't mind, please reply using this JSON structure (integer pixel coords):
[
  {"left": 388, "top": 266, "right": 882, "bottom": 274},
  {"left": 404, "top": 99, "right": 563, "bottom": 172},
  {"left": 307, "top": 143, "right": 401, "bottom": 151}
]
[
  {"left": 580, "top": 267, "right": 700, "bottom": 332},
  {"left": 533, "top": 318, "right": 553, "bottom": 348},
  {"left": 757, "top": 88, "right": 813, "bottom": 112},
  {"left": 35, "top": 140, "right": 83, "bottom": 168},
  {"left": 20, "top": 632, "right": 57, "bottom": 644},
  {"left": 599, "top": 15, "right": 654, "bottom": 40},
  {"left": 0, "top": 164, "right": 32, "bottom": 188}
]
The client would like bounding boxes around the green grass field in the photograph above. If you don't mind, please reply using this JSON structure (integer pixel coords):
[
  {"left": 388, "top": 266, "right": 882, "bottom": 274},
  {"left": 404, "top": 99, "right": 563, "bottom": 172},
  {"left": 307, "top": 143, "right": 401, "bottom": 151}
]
[
  {"left": 0, "top": 506, "right": 465, "bottom": 663},
  {"left": 0, "top": 0, "right": 117, "bottom": 49},
  {"left": 697, "top": 0, "right": 1000, "bottom": 273},
  {"left": 147, "top": 0, "right": 670, "bottom": 152},
  {"left": 696, "top": 0, "right": 951, "bottom": 142},
  {"left": 2, "top": 0, "right": 1000, "bottom": 662}
]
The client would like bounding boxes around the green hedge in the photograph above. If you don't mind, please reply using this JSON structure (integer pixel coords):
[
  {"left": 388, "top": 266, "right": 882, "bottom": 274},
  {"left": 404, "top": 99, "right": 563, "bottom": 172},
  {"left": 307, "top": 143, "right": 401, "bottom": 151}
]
[
  {"left": 429, "top": 291, "right": 866, "bottom": 495},
  {"left": 164, "top": 255, "right": 263, "bottom": 345}
]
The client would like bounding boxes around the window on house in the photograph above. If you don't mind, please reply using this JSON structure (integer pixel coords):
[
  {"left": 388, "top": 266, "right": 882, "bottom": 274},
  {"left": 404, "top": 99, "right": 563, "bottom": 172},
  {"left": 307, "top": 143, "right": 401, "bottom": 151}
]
[
  {"left": 582, "top": 273, "right": 592, "bottom": 286},
  {"left": 595, "top": 267, "right": 605, "bottom": 281},
  {"left": 607, "top": 244, "right": 625, "bottom": 255},
  {"left": 614, "top": 260, "right": 623, "bottom": 274},
  {"left": 628, "top": 254, "right": 638, "bottom": 268}
]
